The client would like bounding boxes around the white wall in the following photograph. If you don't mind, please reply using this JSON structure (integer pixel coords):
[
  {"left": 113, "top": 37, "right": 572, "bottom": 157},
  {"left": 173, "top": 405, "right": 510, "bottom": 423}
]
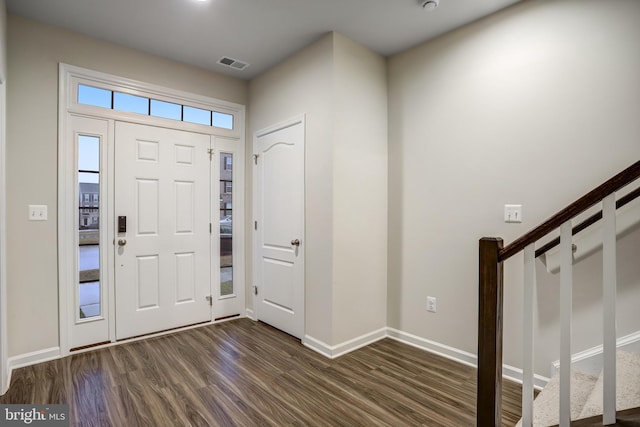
[
  {"left": 332, "top": 33, "right": 387, "bottom": 343},
  {"left": 6, "top": 15, "right": 247, "bottom": 357},
  {"left": 249, "top": 32, "right": 388, "bottom": 347},
  {"left": 388, "top": 0, "right": 640, "bottom": 374}
]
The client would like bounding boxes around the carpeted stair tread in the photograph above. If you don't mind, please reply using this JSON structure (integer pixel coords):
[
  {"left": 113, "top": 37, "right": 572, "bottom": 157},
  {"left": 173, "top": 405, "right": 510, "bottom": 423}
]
[
  {"left": 516, "top": 351, "right": 640, "bottom": 427},
  {"left": 578, "top": 350, "right": 640, "bottom": 419},
  {"left": 515, "top": 369, "right": 598, "bottom": 427}
]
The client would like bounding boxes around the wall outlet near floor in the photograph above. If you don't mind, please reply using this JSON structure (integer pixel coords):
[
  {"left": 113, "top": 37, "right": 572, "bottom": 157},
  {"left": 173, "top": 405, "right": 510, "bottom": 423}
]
[{"left": 427, "top": 296, "right": 437, "bottom": 313}]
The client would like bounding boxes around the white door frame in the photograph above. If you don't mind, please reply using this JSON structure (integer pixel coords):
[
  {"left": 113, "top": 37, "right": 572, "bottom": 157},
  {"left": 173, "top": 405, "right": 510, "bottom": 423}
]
[
  {"left": 212, "top": 136, "right": 246, "bottom": 320},
  {"left": 64, "top": 115, "right": 112, "bottom": 349},
  {"left": 252, "top": 114, "right": 306, "bottom": 335},
  {"left": 58, "top": 64, "right": 245, "bottom": 356}
]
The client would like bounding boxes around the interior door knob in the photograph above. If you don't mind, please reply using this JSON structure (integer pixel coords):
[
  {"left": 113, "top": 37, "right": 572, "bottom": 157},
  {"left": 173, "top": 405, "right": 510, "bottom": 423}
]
[
  {"left": 118, "top": 239, "right": 127, "bottom": 246},
  {"left": 291, "top": 239, "right": 300, "bottom": 247}
]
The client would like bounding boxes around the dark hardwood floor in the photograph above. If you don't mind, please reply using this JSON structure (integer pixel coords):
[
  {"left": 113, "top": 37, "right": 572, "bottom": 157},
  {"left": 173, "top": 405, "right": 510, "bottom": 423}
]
[{"left": 0, "top": 319, "right": 524, "bottom": 426}]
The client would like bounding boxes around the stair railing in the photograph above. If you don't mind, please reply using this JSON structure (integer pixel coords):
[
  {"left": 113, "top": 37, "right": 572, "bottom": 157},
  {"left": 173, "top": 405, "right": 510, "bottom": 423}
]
[{"left": 477, "top": 160, "right": 640, "bottom": 427}]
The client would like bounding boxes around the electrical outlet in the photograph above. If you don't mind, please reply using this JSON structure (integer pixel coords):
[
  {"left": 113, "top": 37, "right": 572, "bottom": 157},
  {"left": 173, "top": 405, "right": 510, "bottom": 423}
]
[{"left": 427, "top": 296, "right": 437, "bottom": 313}]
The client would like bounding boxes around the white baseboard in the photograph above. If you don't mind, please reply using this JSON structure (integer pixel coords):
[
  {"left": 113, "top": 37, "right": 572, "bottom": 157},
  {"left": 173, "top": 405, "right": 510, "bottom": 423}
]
[
  {"left": 302, "top": 335, "right": 333, "bottom": 358},
  {"left": 14, "top": 324, "right": 619, "bottom": 396},
  {"left": 7, "top": 347, "right": 61, "bottom": 373},
  {"left": 387, "top": 327, "right": 477, "bottom": 367},
  {"left": 245, "top": 308, "right": 256, "bottom": 321},
  {"left": 387, "top": 328, "right": 549, "bottom": 390},
  {"left": 551, "top": 330, "right": 640, "bottom": 377},
  {"left": 303, "top": 327, "right": 387, "bottom": 359},
  {"left": 304, "top": 326, "right": 550, "bottom": 389},
  {"left": 502, "top": 364, "right": 550, "bottom": 391},
  {"left": 2, "top": 362, "right": 9, "bottom": 396}
]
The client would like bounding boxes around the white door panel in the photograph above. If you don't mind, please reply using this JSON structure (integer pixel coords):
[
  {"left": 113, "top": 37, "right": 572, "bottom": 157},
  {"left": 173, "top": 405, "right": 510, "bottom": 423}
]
[
  {"left": 255, "top": 117, "right": 305, "bottom": 339},
  {"left": 263, "top": 257, "right": 295, "bottom": 311},
  {"left": 115, "top": 122, "right": 210, "bottom": 340}
]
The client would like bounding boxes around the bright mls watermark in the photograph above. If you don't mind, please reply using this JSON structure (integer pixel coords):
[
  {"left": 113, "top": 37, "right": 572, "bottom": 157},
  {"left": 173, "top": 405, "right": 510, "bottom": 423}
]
[{"left": 1, "top": 405, "right": 69, "bottom": 426}]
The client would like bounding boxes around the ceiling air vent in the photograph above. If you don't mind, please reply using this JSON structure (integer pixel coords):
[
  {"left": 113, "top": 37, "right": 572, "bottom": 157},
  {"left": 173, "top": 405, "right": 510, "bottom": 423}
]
[{"left": 217, "top": 56, "right": 249, "bottom": 71}]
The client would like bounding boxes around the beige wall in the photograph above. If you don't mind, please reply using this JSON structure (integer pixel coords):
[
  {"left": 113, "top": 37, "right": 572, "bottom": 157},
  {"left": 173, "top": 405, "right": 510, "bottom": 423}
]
[
  {"left": 6, "top": 15, "right": 247, "bottom": 357},
  {"left": 388, "top": 0, "right": 640, "bottom": 373},
  {"left": 6, "top": 0, "right": 640, "bottom": 374},
  {"left": 0, "top": 0, "right": 5, "bottom": 82},
  {"left": 249, "top": 34, "right": 335, "bottom": 344},
  {"left": 249, "top": 32, "right": 388, "bottom": 346},
  {"left": 332, "top": 33, "right": 387, "bottom": 343},
  {"left": 0, "top": 0, "right": 7, "bottom": 389}
]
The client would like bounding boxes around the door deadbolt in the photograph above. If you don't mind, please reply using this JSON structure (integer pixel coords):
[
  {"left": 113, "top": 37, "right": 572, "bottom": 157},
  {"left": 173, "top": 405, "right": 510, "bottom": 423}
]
[
  {"left": 291, "top": 239, "right": 300, "bottom": 247},
  {"left": 118, "top": 216, "right": 127, "bottom": 233},
  {"left": 118, "top": 239, "right": 127, "bottom": 246}
]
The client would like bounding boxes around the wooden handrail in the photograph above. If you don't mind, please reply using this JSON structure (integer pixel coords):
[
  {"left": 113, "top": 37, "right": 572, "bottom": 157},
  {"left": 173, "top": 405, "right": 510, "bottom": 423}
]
[
  {"left": 478, "top": 160, "right": 640, "bottom": 427},
  {"left": 499, "top": 161, "right": 640, "bottom": 262},
  {"left": 535, "top": 186, "right": 640, "bottom": 258}
]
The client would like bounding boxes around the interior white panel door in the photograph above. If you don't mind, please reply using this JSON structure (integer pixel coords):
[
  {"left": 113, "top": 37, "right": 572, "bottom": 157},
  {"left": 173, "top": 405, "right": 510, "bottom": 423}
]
[
  {"left": 115, "top": 122, "right": 210, "bottom": 340},
  {"left": 255, "top": 117, "right": 305, "bottom": 339}
]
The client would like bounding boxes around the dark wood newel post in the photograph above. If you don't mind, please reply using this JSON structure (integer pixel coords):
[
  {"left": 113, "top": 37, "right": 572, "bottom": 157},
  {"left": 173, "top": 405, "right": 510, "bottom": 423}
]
[{"left": 477, "top": 237, "right": 504, "bottom": 427}]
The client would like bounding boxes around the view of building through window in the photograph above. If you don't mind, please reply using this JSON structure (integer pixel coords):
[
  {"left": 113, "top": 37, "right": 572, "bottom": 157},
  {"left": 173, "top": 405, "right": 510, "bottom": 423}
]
[
  {"left": 220, "top": 153, "right": 233, "bottom": 297},
  {"left": 78, "top": 135, "right": 101, "bottom": 319}
]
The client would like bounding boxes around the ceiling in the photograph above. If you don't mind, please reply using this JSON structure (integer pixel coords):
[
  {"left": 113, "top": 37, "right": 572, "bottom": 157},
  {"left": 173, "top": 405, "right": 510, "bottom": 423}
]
[{"left": 6, "top": 0, "right": 521, "bottom": 80}]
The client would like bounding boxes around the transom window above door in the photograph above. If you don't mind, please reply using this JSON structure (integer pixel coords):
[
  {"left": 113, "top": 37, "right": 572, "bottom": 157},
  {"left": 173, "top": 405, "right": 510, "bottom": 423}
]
[{"left": 77, "top": 84, "right": 234, "bottom": 130}]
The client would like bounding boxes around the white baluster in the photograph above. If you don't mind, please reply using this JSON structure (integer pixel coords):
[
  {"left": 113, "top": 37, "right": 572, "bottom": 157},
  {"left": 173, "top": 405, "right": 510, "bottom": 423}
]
[
  {"left": 522, "top": 244, "right": 536, "bottom": 427},
  {"left": 603, "top": 195, "right": 617, "bottom": 425},
  {"left": 559, "top": 221, "right": 573, "bottom": 427}
]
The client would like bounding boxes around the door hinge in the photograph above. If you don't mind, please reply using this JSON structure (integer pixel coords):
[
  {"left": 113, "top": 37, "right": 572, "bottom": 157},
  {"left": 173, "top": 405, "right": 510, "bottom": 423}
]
[
  {"left": 207, "top": 148, "right": 214, "bottom": 161},
  {"left": 253, "top": 154, "right": 259, "bottom": 165},
  {"left": 209, "top": 223, "right": 212, "bottom": 234},
  {"left": 254, "top": 220, "right": 257, "bottom": 230},
  {"left": 206, "top": 295, "right": 213, "bottom": 306},
  {"left": 253, "top": 286, "right": 258, "bottom": 296}
]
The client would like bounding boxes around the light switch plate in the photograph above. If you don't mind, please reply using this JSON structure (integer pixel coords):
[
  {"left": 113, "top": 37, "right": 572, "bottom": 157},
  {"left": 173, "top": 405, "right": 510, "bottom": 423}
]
[
  {"left": 504, "top": 204, "right": 522, "bottom": 223},
  {"left": 29, "top": 205, "right": 48, "bottom": 221}
]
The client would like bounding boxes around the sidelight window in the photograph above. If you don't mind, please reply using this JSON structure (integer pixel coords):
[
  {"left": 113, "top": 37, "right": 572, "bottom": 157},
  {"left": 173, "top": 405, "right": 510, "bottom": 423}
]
[
  {"left": 220, "top": 153, "right": 233, "bottom": 297},
  {"left": 78, "top": 135, "right": 101, "bottom": 319}
]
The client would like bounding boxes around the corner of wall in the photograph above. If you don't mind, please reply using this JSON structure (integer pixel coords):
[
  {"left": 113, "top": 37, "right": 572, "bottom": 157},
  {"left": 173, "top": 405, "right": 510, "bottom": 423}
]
[{"left": 330, "top": 32, "right": 388, "bottom": 346}]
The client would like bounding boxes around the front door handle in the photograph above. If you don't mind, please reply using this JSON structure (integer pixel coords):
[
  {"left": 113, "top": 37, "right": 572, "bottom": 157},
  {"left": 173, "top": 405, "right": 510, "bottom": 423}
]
[
  {"left": 291, "top": 239, "right": 300, "bottom": 247},
  {"left": 118, "top": 239, "right": 127, "bottom": 246}
]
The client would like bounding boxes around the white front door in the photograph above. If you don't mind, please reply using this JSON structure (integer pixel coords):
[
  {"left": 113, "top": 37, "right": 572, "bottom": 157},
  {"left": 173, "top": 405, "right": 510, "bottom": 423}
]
[
  {"left": 254, "top": 116, "right": 305, "bottom": 339},
  {"left": 115, "top": 122, "right": 211, "bottom": 340}
]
